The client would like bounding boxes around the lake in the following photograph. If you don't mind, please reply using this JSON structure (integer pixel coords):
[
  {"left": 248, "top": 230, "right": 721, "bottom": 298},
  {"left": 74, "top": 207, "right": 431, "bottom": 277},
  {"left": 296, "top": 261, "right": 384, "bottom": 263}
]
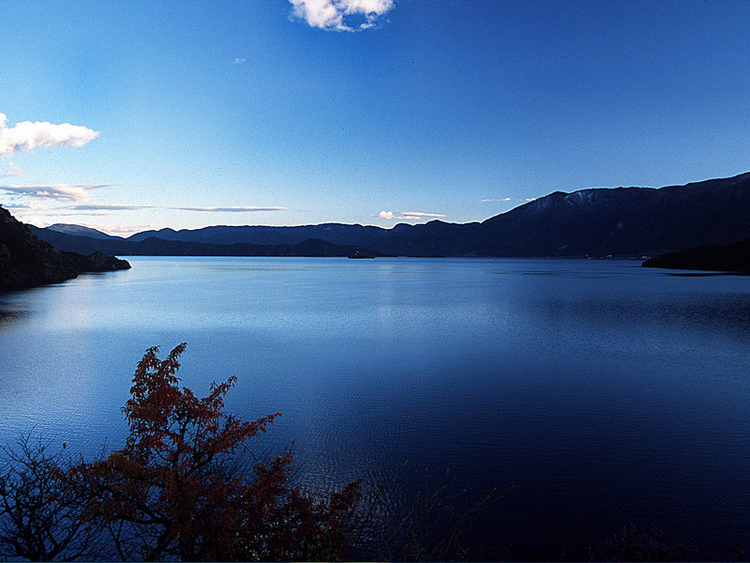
[{"left": 1, "top": 257, "right": 750, "bottom": 559}]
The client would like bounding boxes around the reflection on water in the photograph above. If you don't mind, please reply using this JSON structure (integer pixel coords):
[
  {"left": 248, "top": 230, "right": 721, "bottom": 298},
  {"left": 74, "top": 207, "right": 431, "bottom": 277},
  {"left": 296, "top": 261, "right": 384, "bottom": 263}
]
[
  {"left": 0, "top": 294, "right": 30, "bottom": 329},
  {"left": 1, "top": 258, "right": 750, "bottom": 559},
  {"left": 0, "top": 308, "right": 25, "bottom": 328}
]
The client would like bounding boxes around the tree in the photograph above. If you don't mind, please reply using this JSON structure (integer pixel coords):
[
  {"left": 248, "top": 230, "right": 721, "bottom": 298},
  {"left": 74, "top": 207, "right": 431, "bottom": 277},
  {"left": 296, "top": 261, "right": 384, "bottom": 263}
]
[
  {"left": 0, "top": 344, "right": 360, "bottom": 561},
  {"left": 0, "top": 436, "right": 104, "bottom": 561}
]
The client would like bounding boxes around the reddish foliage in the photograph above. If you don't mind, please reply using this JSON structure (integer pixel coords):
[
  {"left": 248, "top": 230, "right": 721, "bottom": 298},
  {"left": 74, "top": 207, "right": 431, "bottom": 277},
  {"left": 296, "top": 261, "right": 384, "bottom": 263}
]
[{"left": 68, "top": 344, "right": 360, "bottom": 561}]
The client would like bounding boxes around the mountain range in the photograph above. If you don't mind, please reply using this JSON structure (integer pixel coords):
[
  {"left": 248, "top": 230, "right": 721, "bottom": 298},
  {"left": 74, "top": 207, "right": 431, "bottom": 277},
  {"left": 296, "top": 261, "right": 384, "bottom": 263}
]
[
  {"left": 5, "top": 170, "right": 750, "bottom": 290},
  {"left": 27, "top": 173, "right": 750, "bottom": 257},
  {"left": 27, "top": 171, "right": 750, "bottom": 260}
]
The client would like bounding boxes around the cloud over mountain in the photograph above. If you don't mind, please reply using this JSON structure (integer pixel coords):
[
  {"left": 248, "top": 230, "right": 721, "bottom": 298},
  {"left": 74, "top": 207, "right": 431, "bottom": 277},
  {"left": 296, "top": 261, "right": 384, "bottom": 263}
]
[
  {"left": 0, "top": 184, "right": 110, "bottom": 203},
  {"left": 67, "top": 203, "right": 155, "bottom": 211},
  {"left": 0, "top": 113, "right": 99, "bottom": 158},
  {"left": 175, "top": 205, "right": 287, "bottom": 212},
  {"left": 378, "top": 210, "right": 445, "bottom": 221},
  {"left": 65, "top": 203, "right": 287, "bottom": 213}
]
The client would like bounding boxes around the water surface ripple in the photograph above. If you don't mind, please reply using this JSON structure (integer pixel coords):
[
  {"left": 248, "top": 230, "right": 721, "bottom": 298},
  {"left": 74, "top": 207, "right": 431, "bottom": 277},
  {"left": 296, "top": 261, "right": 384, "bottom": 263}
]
[{"left": 1, "top": 257, "right": 749, "bottom": 558}]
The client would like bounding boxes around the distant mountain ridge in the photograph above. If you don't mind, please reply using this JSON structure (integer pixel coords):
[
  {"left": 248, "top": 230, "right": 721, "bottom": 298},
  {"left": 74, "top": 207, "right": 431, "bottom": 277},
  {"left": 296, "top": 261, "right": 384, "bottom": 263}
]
[
  {"left": 28, "top": 227, "right": 382, "bottom": 258},
  {"left": 125, "top": 223, "right": 399, "bottom": 247},
  {"left": 29, "top": 171, "right": 750, "bottom": 258}
]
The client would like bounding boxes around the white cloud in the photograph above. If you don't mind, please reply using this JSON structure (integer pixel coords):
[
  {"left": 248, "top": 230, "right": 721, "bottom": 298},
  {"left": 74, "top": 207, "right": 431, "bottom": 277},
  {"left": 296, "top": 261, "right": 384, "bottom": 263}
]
[
  {"left": 289, "top": 0, "right": 394, "bottom": 32},
  {"left": 377, "top": 210, "right": 445, "bottom": 221},
  {"left": 175, "top": 205, "right": 287, "bottom": 213},
  {"left": 67, "top": 203, "right": 155, "bottom": 211},
  {"left": 234, "top": 58, "right": 246, "bottom": 65},
  {"left": 400, "top": 211, "right": 445, "bottom": 218},
  {"left": 0, "top": 113, "right": 99, "bottom": 158},
  {"left": 0, "top": 162, "right": 21, "bottom": 177},
  {"left": 0, "top": 184, "right": 110, "bottom": 203},
  {"left": 62, "top": 203, "right": 287, "bottom": 213},
  {"left": 482, "top": 197, "right": 512, "bottom": 203},
  {"left": 34, "top": 210, "right": 110, "bottom": 217},
  {"left": 27, "top": 200, "right": 55, "bottom": 211},
  {"left": 522, "top": 198, "right": 536, "bottom": 202},
  {"left": 1, "top": 179, "right": 289, "bottom": 222},
  {"left": 4, "top": 199, "right": 286, "bottom": 214}
]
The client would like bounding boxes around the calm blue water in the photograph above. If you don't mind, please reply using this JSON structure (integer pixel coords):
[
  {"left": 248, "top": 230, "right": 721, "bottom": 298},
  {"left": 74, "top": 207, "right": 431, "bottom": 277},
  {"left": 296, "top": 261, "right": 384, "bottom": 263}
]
[{"left": 1, "top": 257, "right": 750, "bottom": 558}]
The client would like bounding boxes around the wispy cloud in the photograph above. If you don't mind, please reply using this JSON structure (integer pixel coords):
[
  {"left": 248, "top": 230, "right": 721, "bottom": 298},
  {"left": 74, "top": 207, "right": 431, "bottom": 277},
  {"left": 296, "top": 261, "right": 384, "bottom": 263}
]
[
  {"left": 289, "top": 0, "right": 394, "bottom": 32},
  {"left": 0, "top": 162, "right": 21, "bottom": 178},
  {"left": 65, "top": 203, "right": 287, "bottom": 213},
  {"left": 0, "top": 184, "right": 110, "bottom": 203},
  {"left": 400, "top": 211, "right": 445, "bottom": 218},
  {"left": 36, "top": 211, "right": 111, "bottom": 217},
  {"left": 233, "top": 57, "right": 246, "bottom": 65},
  {"left": 67, "top": 203, "right": 155, "bottom": 211},
  {"left": 481, "top": 197, "right": 512, "bottom": 203},
  {"left": 175, "top": 205, "right": 288, "bottom": 212},
  {"left": 0, "top": 113, "right": 99, "bottom": 158},
  {"left": 377, "top": 210, "right": 445, "bottom": 221},
  {"left": 0, "top": 187, "right": 287, "bottom": 215}
]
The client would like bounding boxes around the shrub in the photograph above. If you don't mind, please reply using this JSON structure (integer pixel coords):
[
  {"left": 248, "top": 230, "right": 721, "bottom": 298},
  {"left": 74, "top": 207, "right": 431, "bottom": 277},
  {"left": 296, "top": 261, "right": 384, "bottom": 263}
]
[{"left": 0, "top": 344, "right": 360, "bottom": 561}]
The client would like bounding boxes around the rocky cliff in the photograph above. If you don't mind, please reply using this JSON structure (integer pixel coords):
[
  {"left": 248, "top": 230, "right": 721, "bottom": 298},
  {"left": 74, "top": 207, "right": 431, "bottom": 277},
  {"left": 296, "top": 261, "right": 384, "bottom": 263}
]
[{"left": 0, "top": 206, "right": 130, "bottom": 290}]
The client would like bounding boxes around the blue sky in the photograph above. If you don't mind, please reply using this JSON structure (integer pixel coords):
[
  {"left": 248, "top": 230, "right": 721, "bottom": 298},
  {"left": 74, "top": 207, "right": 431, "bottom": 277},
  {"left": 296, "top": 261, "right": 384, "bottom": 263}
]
[{"left": 1, "top": 0, "right": 749, "bottom": 235}]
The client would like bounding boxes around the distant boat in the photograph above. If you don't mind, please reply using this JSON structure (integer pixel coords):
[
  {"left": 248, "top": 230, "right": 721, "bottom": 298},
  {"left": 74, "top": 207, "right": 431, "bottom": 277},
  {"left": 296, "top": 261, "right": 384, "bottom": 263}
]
[{"left": 348, "top": 249, "right": 374, "bottom": 259}]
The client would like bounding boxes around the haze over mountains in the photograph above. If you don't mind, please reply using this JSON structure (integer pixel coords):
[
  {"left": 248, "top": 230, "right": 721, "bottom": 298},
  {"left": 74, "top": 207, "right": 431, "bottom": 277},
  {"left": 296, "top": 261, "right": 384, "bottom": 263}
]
[
  {"left": 46, "top": 223, "right": 116, "bottom": 240},
  {"left": 30, "top": 171, "right": 750, "bottom": 259}
]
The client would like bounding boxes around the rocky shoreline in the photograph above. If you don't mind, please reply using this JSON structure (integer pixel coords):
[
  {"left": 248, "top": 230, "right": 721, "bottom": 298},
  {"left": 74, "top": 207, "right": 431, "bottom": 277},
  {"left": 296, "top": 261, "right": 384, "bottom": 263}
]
[{"left": 0, "top": 206, "right": 130, "bottom": 291}]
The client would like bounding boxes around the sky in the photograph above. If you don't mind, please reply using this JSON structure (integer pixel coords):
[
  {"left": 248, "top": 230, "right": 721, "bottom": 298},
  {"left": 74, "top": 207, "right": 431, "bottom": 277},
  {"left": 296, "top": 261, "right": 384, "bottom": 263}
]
[{"left": 1, "top": 0, "right": 749, "bottom": 235}]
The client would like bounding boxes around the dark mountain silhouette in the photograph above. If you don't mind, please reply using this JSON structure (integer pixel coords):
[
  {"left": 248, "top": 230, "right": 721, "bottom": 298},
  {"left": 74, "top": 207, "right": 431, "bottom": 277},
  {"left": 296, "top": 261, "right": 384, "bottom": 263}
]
[
  {"left": 126, "top": 223, "right": 395, "bottom": 247},
  {"left": 28, "top": 171, "right": 750, "bottom": 259},
  {"left": 28, "top": 226, "right": 381, "bottom": 258},
  {"left": 371, "top": 171, "right": 750, "bottom": 257},
  {"left": 643, "top": 238, "right": 750, "bottom": 272},
  {"left": 468, "top": 172, "right": 750, "bottom": 257},
  {"left": 371, "top": 220, "right": 482, "bottom": 256},
  {"left": 0, "top": 207, "right": 130, "bottom": 291}
]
